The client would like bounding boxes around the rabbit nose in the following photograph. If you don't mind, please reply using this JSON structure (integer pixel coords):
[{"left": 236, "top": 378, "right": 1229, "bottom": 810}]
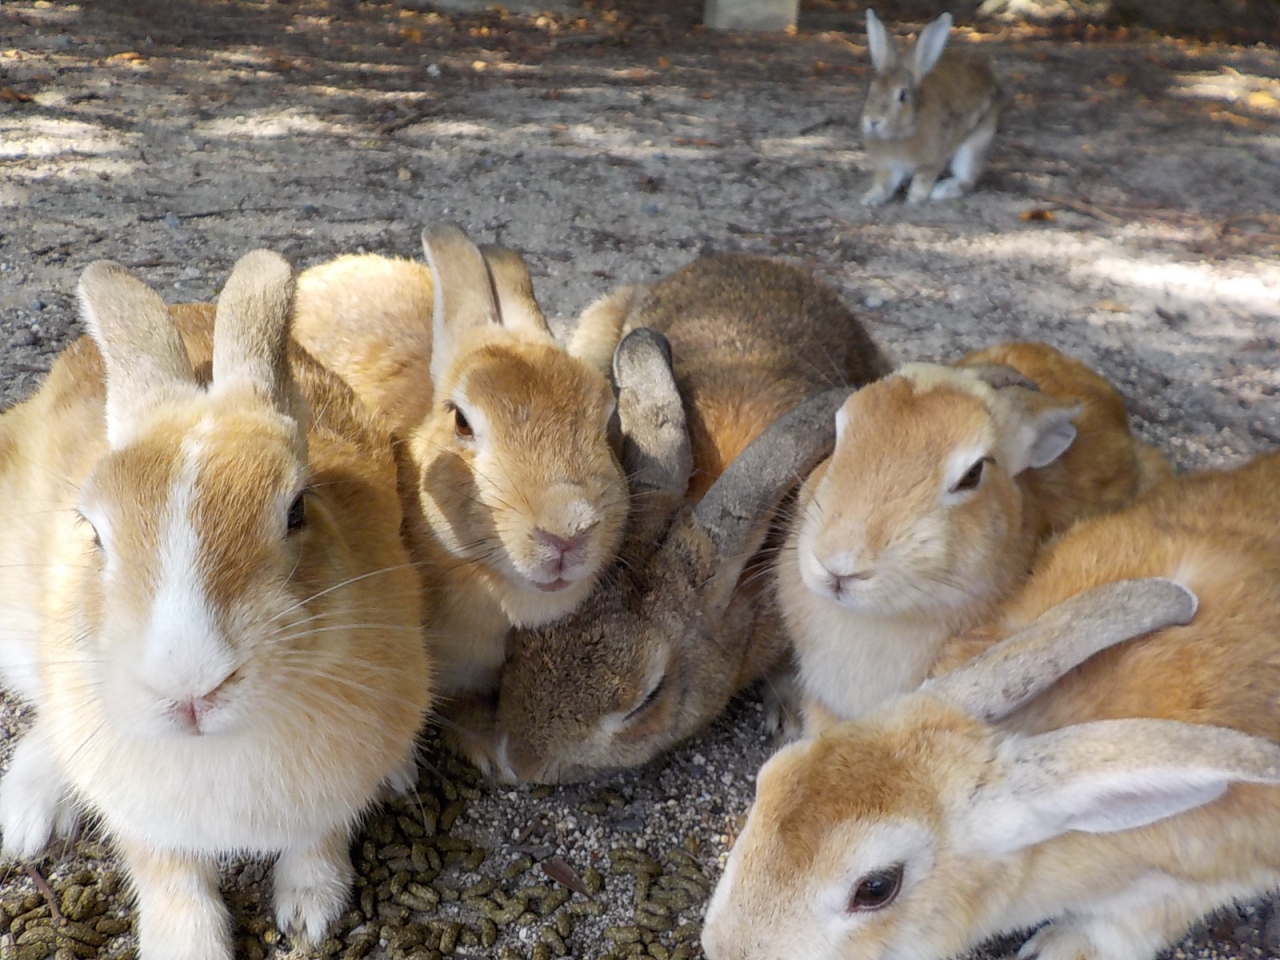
[
  {"left": 827, "top": 568, "right": 872, "bottom": 596},
  {"left": 170, "top": 694, "right": 217, "bottom": 732},
  {"left": 534, "top": 524, "right": 595, "bottom": 575}
]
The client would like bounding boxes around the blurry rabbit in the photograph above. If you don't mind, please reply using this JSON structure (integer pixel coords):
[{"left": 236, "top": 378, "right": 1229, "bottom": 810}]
[{"left": 860, "top": 9, "right": 1000, "bottom": 205}]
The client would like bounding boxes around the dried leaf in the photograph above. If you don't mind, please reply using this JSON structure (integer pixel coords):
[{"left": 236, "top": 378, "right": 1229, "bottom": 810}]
[
  {"left": 1247, "top": 90, "right": 1279, "bottom": 111},
  {"left": 1093, "top": 298, "right": 1130, "bottom": 313},
  {"left": 541, "top": 857, "right": 591, "bottom": 897},
  {"left": 0, "top": 87, "right": 33, "bottom": 102},
  {"left": 1019, "top": 209, "right": 1055, "bottom": 222},
  {"left": 657, "top": 55, "right": 671, "bottom": 69}
]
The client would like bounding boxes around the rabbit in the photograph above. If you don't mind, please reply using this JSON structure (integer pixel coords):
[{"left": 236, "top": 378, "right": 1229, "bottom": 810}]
[
  {"left": 449, "top": 254, "right": 891, "bottom": 783},
  {"left": 0, "top": 252, "right": 432, "bottom": 960},
  {"left": 777, "top": 341, "right": 1171, "bottom": 732},
  {"left": 292, "top": 226, "right": 629, "bottom": 698},
  {"left": 704, "top": 452, "right": 1280, "bottom": 960},
  {"left": 860, "top": 9, "right": 1000, "bottom": 206}
]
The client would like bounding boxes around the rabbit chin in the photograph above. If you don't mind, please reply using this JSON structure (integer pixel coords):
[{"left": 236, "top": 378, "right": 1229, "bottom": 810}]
[{"left": 497, "top": 569, "right": 599, "bottom": 628}]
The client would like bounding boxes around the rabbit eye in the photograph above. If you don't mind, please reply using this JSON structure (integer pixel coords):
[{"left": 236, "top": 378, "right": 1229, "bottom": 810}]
[
  {"left": 951, "top": 458, "right": 989, "bottom": 493},
  {"left": 76, "top": 511, "right": 103, "bottom": 551},
  {"left": 896, "top": 88, "right": 908, "bottom": 104},
  {"left": 286, "top": 493, "right": 307, "bottom": 533},
  {"left": 847, "top": 863, "right": 903, "bottom": 912},
  {"left": 446, "top": 402, "right": 474, "bottom": 440},
  {"left": 625, "top": 674, "right": 667, "bottom": 722}
]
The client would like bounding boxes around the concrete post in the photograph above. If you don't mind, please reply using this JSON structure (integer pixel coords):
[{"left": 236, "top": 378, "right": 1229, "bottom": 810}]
[{"left": 704, "top": 0, "right": 799, "bottom": 31}]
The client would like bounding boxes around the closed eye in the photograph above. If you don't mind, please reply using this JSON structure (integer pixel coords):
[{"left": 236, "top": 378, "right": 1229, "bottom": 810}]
[
  {"left": 625, "top": 674, "right": 667, "bottom": 723},
  {"left": 950, "top": 457, "right": 991, "bottom": 494}
]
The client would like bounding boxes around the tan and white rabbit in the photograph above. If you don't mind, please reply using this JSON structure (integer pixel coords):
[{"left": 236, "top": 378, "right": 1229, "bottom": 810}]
[
  {"left": 778, "top": 342, "right": 1170, "bottom": 731},
  {"left": 860, "top": 9, "right": 1000, "bottom": 206},
  {"left": 0, "top": 253, "right": 431, "bottom": 960},
  {"left": 291, "top": 227, "right": 627, "bottom": 698},
  {"left": 453, "top": 254, "right": 891, "bottom": 783},
  {"left": 706, "top": 453, "right": 1280, "bottom": 960}
]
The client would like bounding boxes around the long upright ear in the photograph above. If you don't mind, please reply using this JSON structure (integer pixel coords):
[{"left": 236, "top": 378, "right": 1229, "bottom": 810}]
[
  {"left": 78, "top": 260, "right": 198, "bottom": 449},
  {"left": 911, "top": 12, "right": 952, "bottom": 82},
  {"left": 423, "top": 223, "right": 502, "bottom": 383},
  {"left": 924, "top": 578, "right": 1198, "bottom": 722},
  {"left": 687, "top": 388, "right": 852, "bottom": 620},
  {"left": 479, "top": 244, "right": 555, "bottom": 344},
  {"left": 613, "top": 327, "right": 692, "bottom": 549},
  {"left": 999, "top": 389, "right": 1081, "bottom": 475},
  {"left": 958, "top": 719, "right": 1280, "bottom": 857},
  {"left": 569, "top": 285, "right": 649, "bottom": 377},
  {"left": 210, "top": 249, "right": 297, "bottom": 418},
  {"left": 865, "top": 9, "right": 897, "bottom": 73}
]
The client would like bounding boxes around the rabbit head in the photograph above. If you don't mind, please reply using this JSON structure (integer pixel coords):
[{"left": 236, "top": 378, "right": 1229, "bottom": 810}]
[
  {"left": 860, "top": 10, "right": 954, "bottom": 142},
  {"left": 699, "top": 578, "right": 1280, "bottom": 960},
  {"left": 403, "top": 225, "right": 626, "bottom": 630},
  {"left": 790, "top": 362, "right": 1080, "bottom": 623},
  {"left": 474, "top": 375, "right": 852, "bottom": 784}
]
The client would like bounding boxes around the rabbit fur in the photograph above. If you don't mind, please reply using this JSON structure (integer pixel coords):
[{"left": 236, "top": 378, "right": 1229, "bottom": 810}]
[{"left": 0, "top": 253, "right": 431, "bottom": 960}]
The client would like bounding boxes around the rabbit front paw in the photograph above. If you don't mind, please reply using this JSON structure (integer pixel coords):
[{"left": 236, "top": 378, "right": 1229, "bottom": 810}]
[
  {"left": 1017, "top": 922, "right": 1101, "bottom": 960},
  {"left": 0, "top": 733, "right": 75, "bottom": 860},
  {"left": 274, "top": 831, "right": 354, "bottom": 947},
  {"left": 929, "top": 177, "right": 967, "bottom": 201}
]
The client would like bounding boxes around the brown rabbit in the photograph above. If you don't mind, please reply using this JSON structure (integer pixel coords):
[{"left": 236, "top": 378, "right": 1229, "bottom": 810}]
[
  {"left": 706, "top": 452, "right": 1280, "bottom": 960},
  {"left": 777, "top": 341, "right": 1171, "bottom": 731},
  {"left": 860, "top": 10, "right": 1000, "bottom": 205},
  {"left": 450, "top": 254, "right": 891, "bottom": 783}
]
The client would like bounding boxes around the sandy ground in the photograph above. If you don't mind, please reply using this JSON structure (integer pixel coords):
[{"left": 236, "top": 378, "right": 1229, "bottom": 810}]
[{"left": 1, "top": 1, "right": 1279, "bottom": 958}]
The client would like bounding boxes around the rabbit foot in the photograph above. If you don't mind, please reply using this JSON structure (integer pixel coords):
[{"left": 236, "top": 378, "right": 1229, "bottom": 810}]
[
  {"left": 274, "top": 831, "right": 354, "bottom": 947},
  {"left": 861, "top": 184, "right": 896, "bottom": 207},
  {"left": 929, "top": 177, "right": 968, "bottom": 201},
  {"left": 380, "top": 750, "right": 420, "bottom": 799},
  {"left": 0, "top": 733, "right": 75, "bottom": 860},
  {"left": 1017, "top": 922, "right": 1092, "bottom": 960}
]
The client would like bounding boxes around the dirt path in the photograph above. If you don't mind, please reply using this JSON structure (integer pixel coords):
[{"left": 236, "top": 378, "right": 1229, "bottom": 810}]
[{"left": 1, "top": 2, "right": 1279, "bottom": 958}]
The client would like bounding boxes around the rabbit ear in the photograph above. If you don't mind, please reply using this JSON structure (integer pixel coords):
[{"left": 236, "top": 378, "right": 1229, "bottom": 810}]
[
  {"left": 924, "top": 578, "right": 1198, "bottom": 722},
  {"left": 210, "top": 249, "right": 297, "bottom": 418},
  {"left": 865, "top": 9, "right": 897, "bottom": 72},
  {"left": 613, "top": 327, "right": 692, "bottom": 547},
  {"left": 423, "top": 223, "right": 502, "bottom": 383},
  {"left": 479, "top": 244, "right": 555, "bottom": 343},
  {"left": 78, "top": 260, "right": 198, "bottom": 449},
  {"left": 958, "top": 719, "right": 1280, "bottom": 857},
  {"left": 912, "top": 12, "right": 952, "bottom": 82},
  {"left": 962, "top": 362, "right": 1040, "bottom": 392},
  {"left": 999, "top": 391, "right": 1081, "bottom": 474},
  {"left": 686, "top": 388, "right": 851, "bottom": 620}
]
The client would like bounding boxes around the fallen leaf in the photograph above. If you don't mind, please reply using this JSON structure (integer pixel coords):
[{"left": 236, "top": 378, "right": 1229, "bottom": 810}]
[
  {"left": 107, "top": 50, "right": 146, "bottom": 63},
  {"left": 1247, "top": 90, "right": 1279, "bottom": 111},
  {"left": 1093, "top": 298, "right": 1130, "bottom": 313},
  {"left": 541, "top": 857, "right": 591, "bottom": 897},
  {"left": 1019, "top": 209, "right": 1055, "bottom": 221},
  {"left": 400, "top": 26, "right": 422, "bottom": 43},
  {"left": 0, "top": 87, "right": 33, "bottom": 102},
  {"left": 657, "top": 55, "right": 670, "bottom": 68}
]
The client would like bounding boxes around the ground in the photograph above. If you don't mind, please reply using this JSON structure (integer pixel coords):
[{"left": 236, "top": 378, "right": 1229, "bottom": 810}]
[{"left": 1, "top": 1, "right": 1279, "bottom": 958}]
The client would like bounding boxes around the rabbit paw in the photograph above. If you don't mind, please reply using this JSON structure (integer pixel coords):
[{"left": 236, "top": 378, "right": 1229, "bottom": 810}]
[
  {"left": 0, "top": 735, "right": 75, "bottom": 860},
  {"left": 274, "top": 835, "right": 354, "bottom": 947},
  {"left": 861, "top": 184, "right": 896, "bottom": 207},
  {"left": 1017, "top": 922, "right": 1096, "bottom": 960},
  {"left": 380, "top": 751, "right": 420, "bottom": 800},
  {"left": 929, "top": 177, "right": 967, "bottom": 201}
]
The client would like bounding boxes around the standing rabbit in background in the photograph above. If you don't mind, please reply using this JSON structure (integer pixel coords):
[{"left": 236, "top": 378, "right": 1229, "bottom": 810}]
[
  {"left": 777, "top": 342, "right": 1170, "bottom": 732},
  {"left": 0, "top": 253, "right": 431, "bottom": 960},
  {"left": 860, "top": 9, "right": 1000, "bottom": 206}
]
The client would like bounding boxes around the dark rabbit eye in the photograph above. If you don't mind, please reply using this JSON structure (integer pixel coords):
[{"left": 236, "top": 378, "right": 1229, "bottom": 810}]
[
  {"left": 896, "top": 88, "right": 908, "bottom": 103},
  {"left": 286, "top": 493, "right": 307, "bottom": 533},
  {"left": 447, "top": 402, "right": 474, "bottom": 440},
  {"left": 848, "top": 863, "right": 903, "bottom": 912},
  {"left": 77, "top": 511, "right": 103, "bottom": 551},
  {"left": 951, "top": 458, "right": 989, "bottom": 493}
]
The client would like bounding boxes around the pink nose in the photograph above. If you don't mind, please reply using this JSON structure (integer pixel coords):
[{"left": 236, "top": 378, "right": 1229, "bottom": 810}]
[
  {"left": 534, "top": 528, "right": 588, "bottom": 575},
  {"left": 172, "top": 696, "right": 216, "bottom": 732},
  {"left": 828, "top": 568, "right": 871, "bottom": 597}
]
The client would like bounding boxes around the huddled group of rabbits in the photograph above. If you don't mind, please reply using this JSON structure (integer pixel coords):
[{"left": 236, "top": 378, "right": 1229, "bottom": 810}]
[{"left": 1, "top": 9, "right": 1278, "bottom": 960}]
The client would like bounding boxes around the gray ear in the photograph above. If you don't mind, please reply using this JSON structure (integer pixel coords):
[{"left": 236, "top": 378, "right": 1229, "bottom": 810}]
[
  {"left": 210, "top": 249, "right": 297, "bottom": 418},
  {"left": 613, "top": 327, "right": 692, "bottom": 547},
  {"left": 690, "top": 388, "right": 852, "bottom": 619},
  {"left": 865, "top": 9, "right": 897, "bottom": 72},
  {"left": 958, "top": 719, "right": 1280, "bottom": 857},
  {"left": 924, "top": 578, "right": 1198, "bottom": 723},
  {"left": 912, "top": 12, "right": 952, "bottom": 82},
  {"left": 1000, "top": 394, "right": 1082, "bottom": 474},
  {"left": 423, "top": 223, "right": 502, "bottom": 383},
  {"left": 78, "top": 260, "right": 198, "bottom": 449},
  {"left": 478, "top": 244, "right": 554, "bottom": 342}
]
